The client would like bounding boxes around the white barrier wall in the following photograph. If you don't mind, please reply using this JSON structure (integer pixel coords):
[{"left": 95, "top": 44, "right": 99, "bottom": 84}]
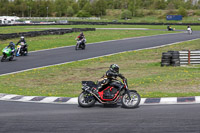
[{"left": 179, "top": 50, "right": 200, "bottom": 65}]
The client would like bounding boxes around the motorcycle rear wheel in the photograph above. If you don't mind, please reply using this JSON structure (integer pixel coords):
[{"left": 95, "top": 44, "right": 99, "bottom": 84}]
[
  {"left": 23, "top": 49, "right": 28, "bottom": 56},
  {"left": 121, "top": 91, "right": 140, "bottom": 108},
  {"left": 78, "top": 91, "right": 96, "bottom": 107},
  {"left": 81, "top": 44, "right": 86, "bottom": 50},
  {"left": 9, "top": 55, "right": 14, "bottom": 61}
]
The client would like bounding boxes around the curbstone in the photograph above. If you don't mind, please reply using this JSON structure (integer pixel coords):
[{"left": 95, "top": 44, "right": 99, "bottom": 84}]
[{"left": 0, "top": 93, "right": 200, "bottom": 106}]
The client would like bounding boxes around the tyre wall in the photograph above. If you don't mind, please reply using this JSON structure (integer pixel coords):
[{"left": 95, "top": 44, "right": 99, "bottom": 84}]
[{"left": 0, "top": 28, "right": 95, "bottom": 40}]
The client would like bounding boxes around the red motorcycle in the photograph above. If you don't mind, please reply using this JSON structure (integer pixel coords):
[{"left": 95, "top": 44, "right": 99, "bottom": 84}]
[{"left": 78, "top": 79, "right": 141, "bottom": 108}]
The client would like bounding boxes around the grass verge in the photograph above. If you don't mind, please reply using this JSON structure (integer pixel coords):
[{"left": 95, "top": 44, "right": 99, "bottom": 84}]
[
  {"left": 0, "top": 38, "right": 199, "bottom": 98},
  {"left": 0, "top": 24, "right": 199, "bottom": 34}
]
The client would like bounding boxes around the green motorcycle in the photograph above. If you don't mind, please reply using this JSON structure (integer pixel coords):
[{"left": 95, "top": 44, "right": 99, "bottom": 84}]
[{"left": 1, "top": 47, "right": 15, "bottom": 62}]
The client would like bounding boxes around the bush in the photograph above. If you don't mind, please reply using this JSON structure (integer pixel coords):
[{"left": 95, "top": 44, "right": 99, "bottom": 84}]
[
  {"left": 178, "top": 7, "right": 187, "bottom": 17},
  {"left": 76, "top": 10, "right": 91, "bottom": 17},
  {"left": 121, "top": 10, "right": 132, "bottom": 19},
  {"left": 165, "top": 10, "right": 177, "bottom": 15},
  {"left": 135, "top": 10, "right": 144, "bottom": 17},
  {"left": 145, "top": 10, "right": 156, "bottom": 16},
  {"left": 194, "top": 10, "right": 200, "bottom": 16}
]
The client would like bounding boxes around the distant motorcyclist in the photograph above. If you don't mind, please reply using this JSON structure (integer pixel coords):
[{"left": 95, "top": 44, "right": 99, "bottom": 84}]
[
  {"left": 95, "top": 64, "right": 125, "bottom": 94},
  {"left": 75, "top": 32, "right": 86, "bottom": 46},
  {"left": 167, "top": 25, "right": 175, "bottom": 31},
  {"left": 16, "top": 36, "right": 27, "bottom": 56},
  {"left": 76, "top": 32, "right": 85, "bottom": 40},
  {"left": 187, "top": 25, "right": 192, "bottom": 34},
  {"left": 7, "top": 42, "right": 16, "bottom": 55}
]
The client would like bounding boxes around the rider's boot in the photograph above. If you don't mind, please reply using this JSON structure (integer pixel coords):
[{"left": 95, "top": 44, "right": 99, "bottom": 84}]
[
  {"left": 16, "top": 48, "right": 20, "bottom": 57},
  {"left": 93, "top": 87, "right": 101, "bottom": 98}
]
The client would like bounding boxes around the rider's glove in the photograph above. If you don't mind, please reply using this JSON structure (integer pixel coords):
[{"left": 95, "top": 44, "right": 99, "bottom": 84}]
[{"left": 118, "top": 74, "right": 125, "bottom": 79}]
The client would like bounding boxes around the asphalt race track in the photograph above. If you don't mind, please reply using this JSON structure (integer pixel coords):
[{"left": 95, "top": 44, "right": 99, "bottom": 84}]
[
  {"left": 0, "top": 101, "right": 200, "bottom": 133},
  {"left": 1, "top": 31, "right": 200, "bottom": 133},
  {"left": 0, "top": 31, "right": 200, "bottom": 75}
]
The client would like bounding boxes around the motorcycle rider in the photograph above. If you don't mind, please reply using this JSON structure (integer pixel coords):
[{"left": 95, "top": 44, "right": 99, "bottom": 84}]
[
  {"left": 16, "top": 36, "right": 27, "bottom": 56},
  {"left": 75, "top": 32, "right": 86, "bottom": 46},
  {"left": 187, "top": 25, "right": 192, "bottom": 34},
  {"left": 7, "top": 42, "right": 16, "bottom": 55},
  {"left": 95, "top": 64, "right": 125, "bottom": 95}
]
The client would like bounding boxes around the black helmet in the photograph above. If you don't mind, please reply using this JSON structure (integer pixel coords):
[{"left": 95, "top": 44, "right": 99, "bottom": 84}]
[
  {"left": 80, "top": 32, "right": 83, "bottom": 35},
  {"left": 110, "top": 64, "right": 119, "bottom": 73}
]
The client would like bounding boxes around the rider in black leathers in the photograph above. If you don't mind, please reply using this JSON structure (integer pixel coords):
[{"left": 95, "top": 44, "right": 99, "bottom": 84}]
[
  {"left": 76, "top": 32, "right": 86, "bottom": 46},
  {"left": 16, "top": 36, "right": 26, "bottom": 45},
  {"left": 16, "top": 36, "right": 27, "bottom": 56},
  {"left": 96, "top": 64, "right": 125, "bottom": 95}
]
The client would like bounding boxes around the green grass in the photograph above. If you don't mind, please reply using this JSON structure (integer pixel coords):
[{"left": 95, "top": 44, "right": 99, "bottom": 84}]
[
  {"left": 101, "top": 16, "right": 200, "bottom": 23},
  {"left": 0, "top": 24, "right": 200, "bottom": 34},
  {"left": 0, "top": 38, "right": 199, "bottom": 98},
  {"left": 0, "top": 29, "right": 178, "bottom": 51}
]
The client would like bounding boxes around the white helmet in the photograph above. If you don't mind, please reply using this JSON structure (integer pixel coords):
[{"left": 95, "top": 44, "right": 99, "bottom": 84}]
[{"left": 21, "top": 36, "right": 24, "bottom": 39}]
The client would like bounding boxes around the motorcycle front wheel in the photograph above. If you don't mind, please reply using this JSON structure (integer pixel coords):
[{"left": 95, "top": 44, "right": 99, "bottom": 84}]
[
  {"left": 121, "top": 91, "right": 141, "bottom": 108},
  {"left": 75, "top": 43, "right": 79, "bottom": 50},
  {"left": 78, "top": 91, "right": 96, "bottom": 107},
  {"left": 1, "top": 55, "right": 7, "bottom": 62}
]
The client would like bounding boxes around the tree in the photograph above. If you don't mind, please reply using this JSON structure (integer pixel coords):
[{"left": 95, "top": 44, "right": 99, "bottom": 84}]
[
  {"left": 121, "top": 10, "right": 132, "bottom": 19},
  {"left": 82, "top": 2, "right": 92, "bottom": 15},
  {"left": 55, "top": 0, "right": 67, "bottom": 17},
  {"left": 95, "top": 0, "right": 107, "bottom": 16},
  {"left": 72, "top": 2, "right": 79, "bottom": 14},
  {"left": 78, "top": 0, "right": 88, "bottom": 10},
  {"left": 178, "top": 7, "right": 187, "bottom": 17},
  {"left": 66, "top": 6, "right": 74, "bottom": 17},
  {"left": 152, "top": 0, "right": 166, "bottom": 9}
]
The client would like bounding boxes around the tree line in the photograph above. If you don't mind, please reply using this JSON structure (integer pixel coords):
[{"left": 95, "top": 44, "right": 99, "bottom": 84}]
[{"left": 0, "top": 0, "right": 199, "bottom": 17}]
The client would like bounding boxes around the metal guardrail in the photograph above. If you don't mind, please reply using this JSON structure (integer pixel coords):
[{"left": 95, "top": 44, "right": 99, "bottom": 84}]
[{"left": 179, "top": 50, "right": 200, "bottom": 65}]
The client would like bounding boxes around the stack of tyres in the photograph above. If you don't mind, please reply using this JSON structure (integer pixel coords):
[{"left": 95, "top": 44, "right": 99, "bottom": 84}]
[
  {"left": 161, "top": 51, "right": 180, "bottom": 67},
  {"left": 170, "top": 51, "right": 180, "bottom": 66},
  {"left": 161, "top": 52, "right": 172, "bottom": 66}
]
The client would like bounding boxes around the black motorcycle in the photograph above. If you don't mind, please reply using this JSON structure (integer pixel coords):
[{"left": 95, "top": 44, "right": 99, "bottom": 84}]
[
  {"left": 75, "top": 39, "right": 86, "bottom": 50},
  {"left": 78, "top": 78, "right": 141, "bottom": 108}
]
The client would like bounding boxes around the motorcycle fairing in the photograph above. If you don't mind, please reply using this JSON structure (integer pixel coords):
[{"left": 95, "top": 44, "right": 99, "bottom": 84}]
[{"left": 98, "top": 86, "right": 119, "bottom": 101}]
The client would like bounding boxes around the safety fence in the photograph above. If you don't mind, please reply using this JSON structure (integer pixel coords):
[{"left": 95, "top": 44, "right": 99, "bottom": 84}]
[
  {"left": 1, "top": 21, "right": 200, "bottom": 27},
  {"left": 179, "top": 50, "right": 200, "bottom": 65},
  {"left": 21, "top": 17, "right": 101, "bottom": 20},
  {"left": 0, "top": 28, "right": 95, "bottom": 40}
]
